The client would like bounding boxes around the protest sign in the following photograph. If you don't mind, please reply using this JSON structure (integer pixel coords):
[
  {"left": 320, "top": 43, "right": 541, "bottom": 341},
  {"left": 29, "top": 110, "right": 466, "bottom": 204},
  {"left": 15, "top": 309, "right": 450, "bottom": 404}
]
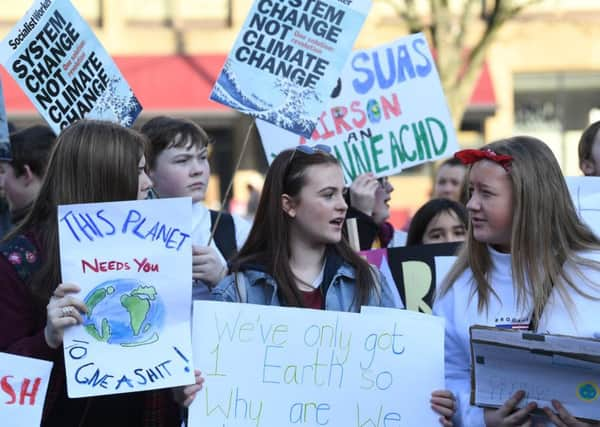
[
  {"left": 0, "top": 76, "right": 9, "bottom": 159},
  {"left": 363, "top": 242, "right": 460, "bottom": 313},
  {"left": 0, "top": 0, "right": 142, "bottom": 134},
  {"left": 210, "top": 0, "right": 371, "bottom": 138},
  {"left": 566, "top": 176, "right": 600, "bottom": 238},
  {"left": 58, "top": 198, "right": 194, "bottom": 398},
  {"left": 257, "top": 32, "right": 458, "bottom": 181},
  {"left": 471, "top": 326, "right": 600, "bottom": 422},
  {"left": 189, "top": 301, "right": 444, "bottom": 426},
  {"left": 0, "top": 352, "right": 53, "bottom": 427}
]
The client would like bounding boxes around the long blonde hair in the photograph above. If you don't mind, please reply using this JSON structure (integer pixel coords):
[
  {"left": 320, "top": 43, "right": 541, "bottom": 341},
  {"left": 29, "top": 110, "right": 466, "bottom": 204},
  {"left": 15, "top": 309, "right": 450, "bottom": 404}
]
[{"left": 440, "top": 136, "right": 600, "bottom": 326}]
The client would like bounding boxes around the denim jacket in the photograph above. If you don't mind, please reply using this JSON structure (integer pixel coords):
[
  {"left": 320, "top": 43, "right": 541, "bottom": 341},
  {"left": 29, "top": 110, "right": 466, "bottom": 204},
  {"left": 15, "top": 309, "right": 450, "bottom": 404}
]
[{"left": 212, "top": 254, "right": 401, "bottom": 312}]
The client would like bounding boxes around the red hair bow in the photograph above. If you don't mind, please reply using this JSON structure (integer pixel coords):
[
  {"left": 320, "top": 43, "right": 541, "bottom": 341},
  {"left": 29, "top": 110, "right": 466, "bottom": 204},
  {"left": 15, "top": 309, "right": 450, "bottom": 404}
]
[{"left": 454, "top": 149, "right": 513, "bottom": 172}]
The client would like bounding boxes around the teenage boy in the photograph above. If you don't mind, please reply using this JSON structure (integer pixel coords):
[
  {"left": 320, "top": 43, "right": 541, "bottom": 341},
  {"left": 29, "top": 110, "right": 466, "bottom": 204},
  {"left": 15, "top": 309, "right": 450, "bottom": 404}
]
[
  {"left": 0, "top": 125, "right": 55, "bottom": 230},
  {"left": 141, "top": 116, "right": 250, "bottom": 299}
]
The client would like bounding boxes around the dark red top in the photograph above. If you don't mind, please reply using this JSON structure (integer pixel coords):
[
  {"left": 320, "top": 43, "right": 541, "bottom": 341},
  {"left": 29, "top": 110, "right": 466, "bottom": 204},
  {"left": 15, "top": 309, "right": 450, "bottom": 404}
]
[
  {"left": 302, "top": 288, "right": 324, "bottom": 310},
  {"left": 0, "top": 231, "right": 180, "bottom": 427}
]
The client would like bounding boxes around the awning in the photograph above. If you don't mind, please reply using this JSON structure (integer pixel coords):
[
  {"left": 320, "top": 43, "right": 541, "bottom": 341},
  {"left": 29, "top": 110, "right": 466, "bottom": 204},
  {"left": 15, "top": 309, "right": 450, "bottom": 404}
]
[{"left": 1, "top": 54, "right": 496, "bottom": 114}]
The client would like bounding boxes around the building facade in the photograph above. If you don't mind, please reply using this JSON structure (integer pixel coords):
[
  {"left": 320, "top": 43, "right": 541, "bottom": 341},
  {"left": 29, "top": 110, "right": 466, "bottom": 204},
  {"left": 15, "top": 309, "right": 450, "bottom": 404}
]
[{"left": 2, "top": 0, "right": 600, "bottom": 224}]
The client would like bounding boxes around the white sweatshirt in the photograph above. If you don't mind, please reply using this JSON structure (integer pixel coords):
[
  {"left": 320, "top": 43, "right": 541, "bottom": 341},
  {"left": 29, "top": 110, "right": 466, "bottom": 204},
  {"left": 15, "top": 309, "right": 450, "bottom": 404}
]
[{"left": 433, "top": 246, "right": 600, "bottom": 426}]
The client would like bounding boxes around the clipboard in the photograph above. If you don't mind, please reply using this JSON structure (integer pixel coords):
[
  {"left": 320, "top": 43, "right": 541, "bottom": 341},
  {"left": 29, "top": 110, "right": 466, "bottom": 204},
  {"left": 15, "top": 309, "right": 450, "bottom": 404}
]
[{"left": 469, "top": 325, "right": 600, "bottom": 422}]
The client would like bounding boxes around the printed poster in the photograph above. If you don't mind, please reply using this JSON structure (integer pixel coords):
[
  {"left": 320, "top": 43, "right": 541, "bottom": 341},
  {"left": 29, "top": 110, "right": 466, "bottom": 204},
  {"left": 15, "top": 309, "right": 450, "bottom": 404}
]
[
  {"left": 189, "top": 301, "right": 445, "bottom": 426},
  {"left": 0, "top": 352, "right": 53, "bottom": 427},
  {"left": 258, "top": 33, "right": 459, "bottom": 181},
  {"left": 58, "top": 198, "right": 194, "bottom": 398},
  {"left": 0, "top": 76, "right": 9, "bottom": 159},
  {"left": 0, "top": 0, "right": 142, "bottom": 134},
  {"left": 211, "top": 0, "right": 371, "bottom": 138}
]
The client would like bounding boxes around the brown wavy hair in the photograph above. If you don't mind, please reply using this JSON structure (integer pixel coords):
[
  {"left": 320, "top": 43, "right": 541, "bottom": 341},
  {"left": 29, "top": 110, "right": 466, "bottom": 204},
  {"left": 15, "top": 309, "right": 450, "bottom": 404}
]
[
  {"left": 230, "top": 148, "right": 377, "bottom": 309},
  {"left": 9, "top": 120, "right": 147, "bottom": 303}
]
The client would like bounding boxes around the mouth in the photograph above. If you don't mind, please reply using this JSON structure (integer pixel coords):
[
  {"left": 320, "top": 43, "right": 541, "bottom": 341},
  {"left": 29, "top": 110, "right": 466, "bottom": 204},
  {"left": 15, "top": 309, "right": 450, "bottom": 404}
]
[
  {"left": 188, "top": 183, "right": 205, "bottom": 190},
  {"left": 329, "top": 217, "right": 344, "bottom": 228}
]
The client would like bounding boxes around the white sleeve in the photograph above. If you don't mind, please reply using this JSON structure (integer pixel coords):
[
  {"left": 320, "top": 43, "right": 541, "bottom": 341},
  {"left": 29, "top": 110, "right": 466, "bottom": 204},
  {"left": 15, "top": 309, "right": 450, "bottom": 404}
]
[
  {"left": 433, "top": 287, "right": 486, "bottom": 427},
  {"left": 232, "top": 214, "right": 252, "bottom": 250}
]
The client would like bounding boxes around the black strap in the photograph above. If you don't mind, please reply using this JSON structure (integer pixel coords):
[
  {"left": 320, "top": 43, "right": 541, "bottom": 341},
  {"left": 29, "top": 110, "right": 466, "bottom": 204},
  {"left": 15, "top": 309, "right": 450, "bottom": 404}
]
[
  {"left": 209, "top": 210, "right": 237, "bottom": 261},
  {"left": 0, "top": 234, "right": 41, "bottom": 283}
]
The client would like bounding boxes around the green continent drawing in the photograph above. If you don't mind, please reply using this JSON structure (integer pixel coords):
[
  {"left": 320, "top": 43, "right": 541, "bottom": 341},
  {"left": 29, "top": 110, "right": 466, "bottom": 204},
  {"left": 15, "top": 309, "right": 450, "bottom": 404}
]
[
  {"left": 86, "top": 285, "right": 115, "bottom": 316},
  {"left": 82, "top": 279, "right": 165, "bottom": 346}
]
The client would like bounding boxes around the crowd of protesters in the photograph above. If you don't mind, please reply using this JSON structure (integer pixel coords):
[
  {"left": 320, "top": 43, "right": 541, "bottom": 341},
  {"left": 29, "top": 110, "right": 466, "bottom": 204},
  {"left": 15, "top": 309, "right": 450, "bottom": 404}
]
[{"left": 1, "top": 117, "right": 600, "bottom": 427}]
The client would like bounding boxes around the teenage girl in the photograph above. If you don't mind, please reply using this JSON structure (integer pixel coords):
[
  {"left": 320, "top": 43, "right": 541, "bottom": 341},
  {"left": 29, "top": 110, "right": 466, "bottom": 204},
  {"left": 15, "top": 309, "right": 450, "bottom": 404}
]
[
  {"left": 0, "top": 120, "right": 200, "bottom": 426},
  {"left": 211, "top": 145, "right": 456, "bottom": 425},
  {"left": 434, "top": 137, "right": 600, "bottom": 426}
]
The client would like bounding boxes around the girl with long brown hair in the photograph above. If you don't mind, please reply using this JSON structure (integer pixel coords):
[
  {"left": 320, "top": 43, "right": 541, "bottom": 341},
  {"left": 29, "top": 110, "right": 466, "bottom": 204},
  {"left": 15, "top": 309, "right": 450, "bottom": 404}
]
[
  {"left": 0, "top": 120, "right": 184, "bottom": 427},
  {"left": 211, "top": 145, "right": 456, "bottom": 425}
]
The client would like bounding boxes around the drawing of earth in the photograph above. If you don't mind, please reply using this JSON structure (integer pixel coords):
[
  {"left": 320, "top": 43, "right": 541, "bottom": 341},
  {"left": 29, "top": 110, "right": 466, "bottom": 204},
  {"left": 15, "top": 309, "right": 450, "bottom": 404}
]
[{"left": 83, "top": 278, "right": 165, "bottom": 346}]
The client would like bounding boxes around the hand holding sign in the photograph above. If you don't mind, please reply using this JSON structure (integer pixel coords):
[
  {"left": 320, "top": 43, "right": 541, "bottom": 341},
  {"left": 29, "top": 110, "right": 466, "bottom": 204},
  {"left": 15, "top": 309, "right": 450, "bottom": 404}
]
[
  {"left": 44, "top": 282, "right": 87, "bottom": 349},
  {"left": 349, "top": 173, "right": 379, "bottom": 216},
  {"left": 192, "top": 245, "right": 227, "bottom": 286}
]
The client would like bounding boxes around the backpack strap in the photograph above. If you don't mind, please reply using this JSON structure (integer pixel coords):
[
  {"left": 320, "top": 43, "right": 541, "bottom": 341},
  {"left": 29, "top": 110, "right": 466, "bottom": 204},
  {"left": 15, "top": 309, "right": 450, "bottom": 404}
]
[
  {"left": 0, "top": 234, "right": 41, "bottom": 283},
  {"left": 209, "top": 210, "right": 238, "bottom": 261}
]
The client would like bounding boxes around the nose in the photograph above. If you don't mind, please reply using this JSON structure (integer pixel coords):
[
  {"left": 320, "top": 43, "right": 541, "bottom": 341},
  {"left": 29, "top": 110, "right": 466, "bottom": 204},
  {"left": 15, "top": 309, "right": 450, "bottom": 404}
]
[
  {"left": 190, "top": 158, "right": 204, "bottom": 175},
  {"left": 386, "top": 180, "right": 394, "bottom": 193},
  {"left": 337, "top": 193, "right": 348, "bottom": 212},
  {"left": 466, "top": 193, "right": 479, "bottom": 212},
  {"left": 141, "top": 171, "right": 153, "bottom": 191}
]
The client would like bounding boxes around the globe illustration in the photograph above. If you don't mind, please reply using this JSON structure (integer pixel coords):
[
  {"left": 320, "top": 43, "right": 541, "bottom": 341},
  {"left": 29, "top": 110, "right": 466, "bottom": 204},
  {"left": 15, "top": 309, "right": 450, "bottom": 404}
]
[{"left": 83, "top": 278, "right": 165, "bottom": 347}]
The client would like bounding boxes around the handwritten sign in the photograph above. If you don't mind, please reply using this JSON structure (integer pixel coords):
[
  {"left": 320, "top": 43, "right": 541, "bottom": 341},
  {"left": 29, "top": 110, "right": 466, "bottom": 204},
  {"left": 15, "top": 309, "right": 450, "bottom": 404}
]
[
  {"left": 189, "top": 301, "right": 444, "bottom": 426},
  {"left": 566, "top": 176, "right": 600, "bottom": 238},
  {"left": 58, "top": 198, "right": 194, "bottom": 398},
  {"left": 257, "top": 33, "right": 458, "bottom": 181},
  {"left": 0, "top": 352, "right": 53, "bottom": 427},
  {"left": 363, "top": 243, "right": 460, "bottom": 313},
  {"left": 0, "top": 0, "right": 142, "bottom": 134},
  {"left": 471, "top": 326, "right": 600, "bottom": 422},
  {"left": 0, "top": 76, "right": 9, "bottom": 159},
  {"left": 211, "top": 0, "right": 371, "bottom": 138}
]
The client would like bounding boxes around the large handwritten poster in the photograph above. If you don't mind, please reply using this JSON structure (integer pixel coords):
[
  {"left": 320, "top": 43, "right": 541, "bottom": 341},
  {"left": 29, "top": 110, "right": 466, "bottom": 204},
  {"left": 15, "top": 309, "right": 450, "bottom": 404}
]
[
  {"left": 258, "top": 33, "right": 458, "bottom": 181},
  {"left": 364, "top": 242, "right": 460, "bottom": 313},
  {"left": 0, "top": 352, "right": 53, "bottom": 427},
  {"left": 189, "top": 301, "right": 444, "bottom": 426},
  {"left": 58, "top": 198, "right": 194, "bottom": 397},
  {"left": 0, "top": 0, "right": 142, "bottom": 134}
]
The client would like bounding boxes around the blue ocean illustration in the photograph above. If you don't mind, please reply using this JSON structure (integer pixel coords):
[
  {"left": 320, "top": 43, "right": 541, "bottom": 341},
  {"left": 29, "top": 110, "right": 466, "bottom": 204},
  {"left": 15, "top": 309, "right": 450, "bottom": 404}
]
[
  {"left": 92, "top": 76, "right": 143, "bottom": 128},
  {"left": 211, "top": 60, "right": 321, "bottom": 137}
]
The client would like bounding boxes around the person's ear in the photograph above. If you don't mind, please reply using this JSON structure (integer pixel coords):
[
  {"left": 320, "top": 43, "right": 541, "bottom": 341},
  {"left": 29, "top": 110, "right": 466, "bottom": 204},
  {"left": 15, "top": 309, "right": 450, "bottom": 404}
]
[
  {"left": 281, "top": 194, "right": 296, "bottom": 218},
  {"left": 22, "top": 165, "right": 37, "bottom": 186},
  {"left": 580, "top": 159, "right": 596, "bottom": 176}
]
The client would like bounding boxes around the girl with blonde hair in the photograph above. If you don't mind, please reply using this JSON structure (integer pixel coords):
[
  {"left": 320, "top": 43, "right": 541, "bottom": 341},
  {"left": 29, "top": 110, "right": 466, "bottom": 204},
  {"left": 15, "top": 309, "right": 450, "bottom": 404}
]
[{"left": 434, "top": 136, "right": 600, "bottom": 426}]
